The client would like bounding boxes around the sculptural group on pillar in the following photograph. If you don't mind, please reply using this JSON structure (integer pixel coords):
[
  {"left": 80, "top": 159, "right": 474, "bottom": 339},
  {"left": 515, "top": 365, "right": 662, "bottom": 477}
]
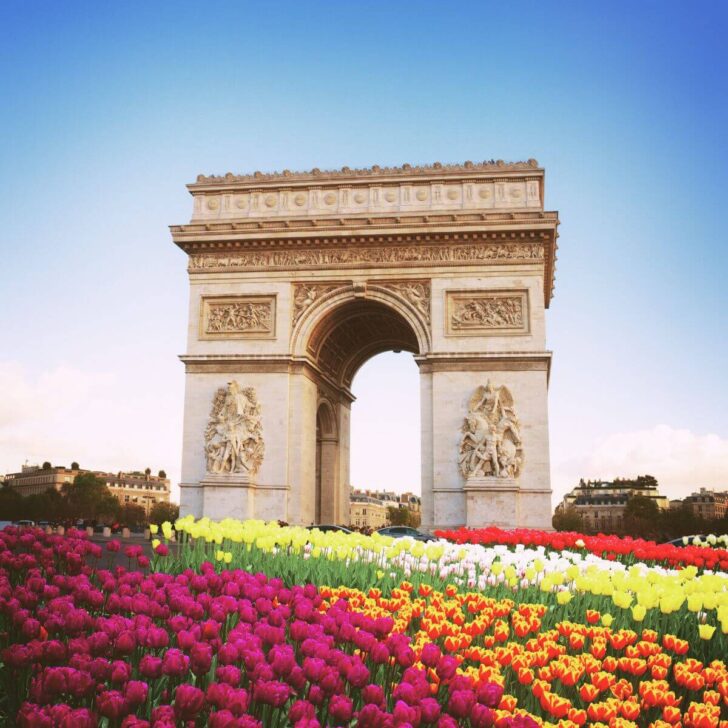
[
  {"left": 459, "top": 382, "right": 523, "bottom": 479},
  {"left": 204, "top": 381, "right": 264, "bottom": 476}
]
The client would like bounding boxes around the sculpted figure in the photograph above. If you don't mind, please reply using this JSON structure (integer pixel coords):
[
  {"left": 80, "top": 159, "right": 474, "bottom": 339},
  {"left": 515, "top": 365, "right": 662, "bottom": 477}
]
[
  {"left": 205, "top": 381, "right": 264, "bottom": 476},
  {"left": 459, "top": 382, "right": 523, "bottom": 479}
]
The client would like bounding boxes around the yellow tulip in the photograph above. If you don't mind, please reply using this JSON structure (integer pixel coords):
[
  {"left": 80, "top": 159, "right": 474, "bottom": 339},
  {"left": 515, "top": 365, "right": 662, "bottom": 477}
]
[
  {"left": 149, "top": 524, "right": 158, "bottom": 535},
  {"left": 698, "top": 623, "right": 716, "bottom": 640},
  {"left": 151, "top": 538, "right": 160, "bottom": 549},
  {"left": 556, "top": 591, "right": 572, "bottom": 605},
  {"left": 631, "top": 604, "right": 647, "bottom": 622},
  {"left": 601, "top": 614, "right": 613, "bottom": 627}
]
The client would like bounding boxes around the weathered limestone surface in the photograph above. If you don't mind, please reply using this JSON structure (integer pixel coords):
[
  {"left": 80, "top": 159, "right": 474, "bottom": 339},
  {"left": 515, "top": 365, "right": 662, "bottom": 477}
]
[{"left": 171, "top": 160, "right": 559, "bottom": 530}]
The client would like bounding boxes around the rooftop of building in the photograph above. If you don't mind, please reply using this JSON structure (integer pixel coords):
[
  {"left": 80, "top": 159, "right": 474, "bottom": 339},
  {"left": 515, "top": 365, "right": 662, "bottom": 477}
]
[{"left": 191, "top": 159, "right": 542, "bottom": 188}]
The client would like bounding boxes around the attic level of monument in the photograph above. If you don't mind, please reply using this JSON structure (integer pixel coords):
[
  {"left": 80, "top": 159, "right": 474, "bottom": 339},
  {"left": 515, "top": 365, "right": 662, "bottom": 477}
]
[
  {"left": 171, "top": 160, "right": 559, "bottom": 307},
  {"left": 173, "top": 159, "right": 560, "bottom": 530},
  {"left": 190, "top": 158, "right": 543, "bottom": 187}
]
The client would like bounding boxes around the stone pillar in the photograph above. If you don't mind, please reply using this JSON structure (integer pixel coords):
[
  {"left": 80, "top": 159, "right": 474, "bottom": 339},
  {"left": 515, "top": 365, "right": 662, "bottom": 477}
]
[
  {"left": 419, "top": 367, "right": 435, "bottom": 531},
  {"left": 286, "top": 373, "right": 318, "bottom": 525},
  {"left": 200, "top": 474, "right": 256, "bottom": 521},
  {"left": 464, "top": 477, "right": 519, "bottom": 528},
  {"left": 425, "top": 363, "right": 552, "bottom": 531}
]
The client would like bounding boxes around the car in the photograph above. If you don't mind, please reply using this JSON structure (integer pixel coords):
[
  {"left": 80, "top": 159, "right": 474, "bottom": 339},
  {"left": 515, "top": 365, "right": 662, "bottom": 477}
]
[
  {"left": 375, "top": 526, "right": 435, "bottom": 542},
  {"left": 665, "top": 534, "right": 727, "bottom": 548},
  {"left": 306, "top": 524, "right": 352, "bottom": 534},
  {"left": 15, "top": 519, "right": 35, "bottom": 527},
  {"left": 0, "top": 521, "right": 13, "bottom": 531}
]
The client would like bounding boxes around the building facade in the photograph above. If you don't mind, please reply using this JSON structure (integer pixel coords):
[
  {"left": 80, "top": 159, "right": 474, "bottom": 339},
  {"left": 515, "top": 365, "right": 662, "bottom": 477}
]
[
  {"left": 557, "top": 476, "right": 669, "bottom": 533},
  {"left": 100, "top": 472, "right": 172, "bottom": 515},
  {"left": 3, "top": 465, "right": 171, "bottom": 515},
  {"left": 349, "top": 488, "right": 421, "bottom": 529},
  {"left": 681, "top": 488, "right": 728, "bottom": 520},
  {"left": 3, "top": 464, "right": 80, "bottom": 497},
  {"left": 349, "top": 494, "right": 389, "bottom": 530},
  {"left": 172, "top": 159, "right": 559, "bottom": 531}
]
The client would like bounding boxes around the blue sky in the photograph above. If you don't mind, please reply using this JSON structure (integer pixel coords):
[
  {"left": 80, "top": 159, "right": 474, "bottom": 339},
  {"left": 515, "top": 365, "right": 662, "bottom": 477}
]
[{"left": 1, "top": 1, "right": 726, "bottom": 503}]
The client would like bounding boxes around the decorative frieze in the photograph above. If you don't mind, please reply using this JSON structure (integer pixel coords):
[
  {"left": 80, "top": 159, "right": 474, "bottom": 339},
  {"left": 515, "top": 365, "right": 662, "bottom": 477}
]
[
  {"left": 459, "top": 382, "right": 523, "bottom": 480},
  {"left": 446, "top": 290, "right": 529, "bottom": 336},
  {"left": 200, "top": 295, "right": 275, "bottom": 339},
  {"left": 189, "top": 243, "right": 544, "bottom": 273},
  {"left": 205, "top": 381, "right": 264, "bottom": 477}
]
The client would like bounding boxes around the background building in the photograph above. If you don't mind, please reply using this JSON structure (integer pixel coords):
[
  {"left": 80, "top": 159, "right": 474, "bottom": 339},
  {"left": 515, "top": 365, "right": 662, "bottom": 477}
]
[
  {"left": 679, "top": 488, "right": 728, "bottom": 520},
  {"left": 349, "top": 488, "right": 421, "bottom": 529},
  {"left": 3, "top": 464, "right": 171, "bottom": 515},
  {"left": 350, "top": 493, "right": 389, "bottom": 530},
  {"left": 556, "top": 475, "right": 669, "bottom": 533}
]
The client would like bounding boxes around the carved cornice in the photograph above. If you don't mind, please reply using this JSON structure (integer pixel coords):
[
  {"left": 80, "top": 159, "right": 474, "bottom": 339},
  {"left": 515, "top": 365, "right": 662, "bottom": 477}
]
[
  {"left": 415, "top": 352, "right": 553, "bottom": 382},
  {"left": 191, "top": 159, "right": 541, "bottom": 187},
  {"left": 171, "top": 210, "right": 558, "bottom": 240},
  {"left": 171, "top": 200, "right": 558, "bottom": 308}
]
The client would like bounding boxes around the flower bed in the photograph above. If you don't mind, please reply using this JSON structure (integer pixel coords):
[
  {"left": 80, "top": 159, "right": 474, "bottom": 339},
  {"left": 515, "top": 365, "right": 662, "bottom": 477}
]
[
  {"left": 156, "top": 518, "right": 728, "bottom": 646},
  {"left": 0, "top": 523, "right": 727, "bottom": 727},
  {"left": 433, "top": 528, "right": 728, "bottom": 572}
]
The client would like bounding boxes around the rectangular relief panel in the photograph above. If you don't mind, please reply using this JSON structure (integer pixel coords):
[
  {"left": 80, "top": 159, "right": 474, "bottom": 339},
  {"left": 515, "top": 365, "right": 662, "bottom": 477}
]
[
  {"left": 445, "top": 289, "right": 529, "bottom": 337},
  {"left": 199, "top": 295, "right": 276, "bottom": 339}
]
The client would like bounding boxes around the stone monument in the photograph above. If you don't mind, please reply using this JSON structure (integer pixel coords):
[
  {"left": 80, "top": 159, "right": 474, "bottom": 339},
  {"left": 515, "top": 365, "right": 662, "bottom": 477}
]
[{"left": 171, "top": 159, "right": 559, "bottom": 529}]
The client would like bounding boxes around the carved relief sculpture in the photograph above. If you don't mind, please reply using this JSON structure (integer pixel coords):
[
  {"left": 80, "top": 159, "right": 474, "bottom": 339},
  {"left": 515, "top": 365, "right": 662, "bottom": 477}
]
[
  {"left": 447, "top": 291, "right": 529, "bottom": 336},
  {"left": 379, "top": 281, "right": 431, "bottom": 326},
  {"left": 292, "top": 284, "right": 342, "bottom": 327},
  {"left": 201, "top": 296, "right": 275, "bottom": 339},
  {"left": 459, "top": 382, "right": 523, "bottom": 479},
  {"left": 205, "top": 381, "right": 264, "bottom": 477},
  {"left": 190, "top": 242, "right": 544, "bottom": 273}
]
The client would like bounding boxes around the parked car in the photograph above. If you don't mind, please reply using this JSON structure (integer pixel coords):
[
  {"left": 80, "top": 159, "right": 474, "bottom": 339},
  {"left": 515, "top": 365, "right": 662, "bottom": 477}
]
[
  {"left": 306, "top": 524, "right": 352, "bottom": 534},
  {"left": 15, "top": 519, "right": 35, "bottom": 527},
  {"left": 375, "top": 526, "right": 434, "bottom": 542}
]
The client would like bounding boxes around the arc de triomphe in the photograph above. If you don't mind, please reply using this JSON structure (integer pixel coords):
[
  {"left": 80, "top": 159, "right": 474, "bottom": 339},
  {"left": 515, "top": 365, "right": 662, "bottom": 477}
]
[{"left": 171, "top": 160, "right": 559, "bottom": 530}]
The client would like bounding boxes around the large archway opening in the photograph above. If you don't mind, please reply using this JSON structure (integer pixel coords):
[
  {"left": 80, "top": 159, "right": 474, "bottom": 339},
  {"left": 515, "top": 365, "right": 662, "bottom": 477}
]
[
  {"left": 305, "top": 296, "right": 424, "bottom": 525},
  {"left": 350, "top": 351, "right": 421, "bottom": 498}
]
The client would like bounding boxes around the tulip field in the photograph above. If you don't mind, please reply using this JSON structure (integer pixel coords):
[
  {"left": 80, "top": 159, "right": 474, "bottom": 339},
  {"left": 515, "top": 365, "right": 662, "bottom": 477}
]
[{"left": 1, "top": 520, "right": 728, "bottom": 727}]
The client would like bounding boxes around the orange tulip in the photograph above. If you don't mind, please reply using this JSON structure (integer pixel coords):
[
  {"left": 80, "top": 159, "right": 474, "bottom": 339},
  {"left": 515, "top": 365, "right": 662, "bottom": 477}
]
[
  {"left": 662, "top": 705, "right": 681, "bottom": 724},
  {"left": 579, "top": 683, "right": 600, "bottom": 702}
]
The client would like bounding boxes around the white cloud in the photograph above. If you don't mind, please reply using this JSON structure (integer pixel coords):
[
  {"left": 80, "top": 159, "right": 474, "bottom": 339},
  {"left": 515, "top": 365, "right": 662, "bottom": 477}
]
[
  {"left": 0, "top": 361, "right": 183, "bottom": 501},
  {"left": 553, "top": 424, "right": 728, "bottom": 503}
]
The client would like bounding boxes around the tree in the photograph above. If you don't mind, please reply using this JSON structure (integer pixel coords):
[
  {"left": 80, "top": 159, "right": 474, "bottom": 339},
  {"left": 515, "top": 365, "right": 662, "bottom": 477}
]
[
  {"left": 42, "top": 462, "right": 52, "bottom": 470},
  {"left": 625, "top": 495, "right": 659, "bottom": 521},
  {"left": 0, "top": 486, "right": 22, "bottom": 521},
  {"left": 149, "top": 501, "right": 179, "bottom": 525},
  {"left": 624, "top": 495, "right": 660, "bottom": 537},
  {"left": 386, "top": 506, "right": 419, "bottom": 528},
  {"left": 62, "top": 473, "right": 119, "bottom": 524},
  {"left": 118, "top": 503, "right": 147, "bottom": 528},
  {"left": 71, "top": 462, "right": 80, "bottom": 470},
  {"left": 144, "top": 468, "right": 151, "bottom": 477},
  {"left": 552, "top": 507, "right": 584, "bottom": 532},
  {"left": 158, "top": 470, "right": 167, "bottom": 479}
]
